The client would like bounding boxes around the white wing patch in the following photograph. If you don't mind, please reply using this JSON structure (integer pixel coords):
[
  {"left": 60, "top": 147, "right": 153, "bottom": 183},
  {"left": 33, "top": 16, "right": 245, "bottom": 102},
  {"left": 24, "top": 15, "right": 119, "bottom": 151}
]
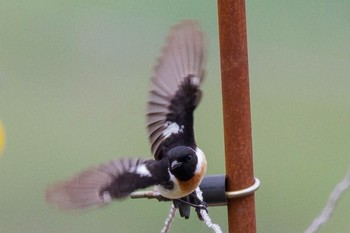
[
  {"left": 101, "top": 191, "right": 112, "bottom": 203},
  {"left": 190, "top": 76, "right": 201, "bottom": 86},
  {"left": 163, "top": 122, "right": 184, "bottom": 138},
  {"left": 135, "top": 164, "right": 152, "bottom": 177}
]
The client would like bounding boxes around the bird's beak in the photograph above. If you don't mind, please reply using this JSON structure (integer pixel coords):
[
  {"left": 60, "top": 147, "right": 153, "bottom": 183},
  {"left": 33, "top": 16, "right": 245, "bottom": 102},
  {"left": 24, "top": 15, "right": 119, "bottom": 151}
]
[{"left": 171, "top": 160, "right": 182, "bottom": 170}]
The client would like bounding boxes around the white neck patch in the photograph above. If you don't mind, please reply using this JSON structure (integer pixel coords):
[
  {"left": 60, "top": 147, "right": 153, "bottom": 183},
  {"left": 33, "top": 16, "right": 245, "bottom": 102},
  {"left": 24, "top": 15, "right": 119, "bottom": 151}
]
[{"left": 195, "top": 147, "right": 207, "bottom": 174}]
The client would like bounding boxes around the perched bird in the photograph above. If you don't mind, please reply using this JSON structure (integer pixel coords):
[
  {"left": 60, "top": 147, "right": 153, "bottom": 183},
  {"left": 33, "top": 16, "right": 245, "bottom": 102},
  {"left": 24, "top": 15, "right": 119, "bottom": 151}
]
[{"left": 46, "top": 20, "right": 207, "bottom": 218}]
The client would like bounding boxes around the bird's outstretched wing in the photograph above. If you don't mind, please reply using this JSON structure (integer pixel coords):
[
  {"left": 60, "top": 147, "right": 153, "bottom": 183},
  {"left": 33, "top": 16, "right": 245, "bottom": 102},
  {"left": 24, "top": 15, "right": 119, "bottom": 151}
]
[
  {"left": 45, "top": 158, "right": 166, "bottom": 210},
  {"left": 147, "top": 20, "right": 206, "bottom": 160}
]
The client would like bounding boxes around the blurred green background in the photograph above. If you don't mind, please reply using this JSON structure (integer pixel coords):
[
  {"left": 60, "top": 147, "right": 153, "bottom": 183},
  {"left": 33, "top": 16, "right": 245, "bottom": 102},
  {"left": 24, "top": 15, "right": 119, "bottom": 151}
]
[{"left": 1, "top": 1, "right": 350, "bottom": 232}]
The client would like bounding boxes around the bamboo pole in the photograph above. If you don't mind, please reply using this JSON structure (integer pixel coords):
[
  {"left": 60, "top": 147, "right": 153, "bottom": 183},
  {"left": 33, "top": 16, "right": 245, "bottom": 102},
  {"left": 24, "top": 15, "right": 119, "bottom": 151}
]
[{"left": 217, "top": 0, "right": 257, "bottom": 233}]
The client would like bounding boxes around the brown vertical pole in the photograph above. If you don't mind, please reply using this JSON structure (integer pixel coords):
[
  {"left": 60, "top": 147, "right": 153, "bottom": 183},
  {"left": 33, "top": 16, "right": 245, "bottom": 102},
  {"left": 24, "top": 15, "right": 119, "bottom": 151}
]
[{"left": 217, "top": 0, "right": 257, "bottom": 233}]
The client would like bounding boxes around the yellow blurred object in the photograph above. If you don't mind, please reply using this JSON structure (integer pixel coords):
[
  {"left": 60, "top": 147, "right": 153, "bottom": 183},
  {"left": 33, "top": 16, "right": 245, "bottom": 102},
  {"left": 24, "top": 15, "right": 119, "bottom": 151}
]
[{"left": 0, "top": 120, "right": 5, "bottom": 155}]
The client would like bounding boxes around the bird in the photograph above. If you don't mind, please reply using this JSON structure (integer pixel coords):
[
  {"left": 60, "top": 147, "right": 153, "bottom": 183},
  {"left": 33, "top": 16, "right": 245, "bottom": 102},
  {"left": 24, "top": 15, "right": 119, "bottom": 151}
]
[{"left": 45, "top": 20, "right": 207, "bottom": 219}]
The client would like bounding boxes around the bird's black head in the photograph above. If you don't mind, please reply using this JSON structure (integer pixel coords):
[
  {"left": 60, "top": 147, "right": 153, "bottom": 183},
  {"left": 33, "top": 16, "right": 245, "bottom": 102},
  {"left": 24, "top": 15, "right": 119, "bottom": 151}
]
[{"left": 167, "top": 146, "right": 198, "bottom": 181}]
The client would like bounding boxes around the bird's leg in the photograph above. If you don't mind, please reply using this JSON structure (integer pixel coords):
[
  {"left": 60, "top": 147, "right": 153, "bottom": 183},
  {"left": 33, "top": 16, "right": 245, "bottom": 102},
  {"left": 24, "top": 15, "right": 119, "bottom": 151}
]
[
  {"left": 173, "top": 192, "right": 208, "bottom": 220},
  {"left": 188, "top": 191, "right": 208, "bottom": 221},
  {"left": 173, "top": 197, "right": 191, "bottom": 219}
]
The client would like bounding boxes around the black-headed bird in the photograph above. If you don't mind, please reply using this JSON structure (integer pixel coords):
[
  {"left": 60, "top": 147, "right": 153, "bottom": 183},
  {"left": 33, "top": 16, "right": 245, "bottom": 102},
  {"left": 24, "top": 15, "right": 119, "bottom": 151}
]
[{"left": 46, "top": 20, "right": 207, "bottom": 219}]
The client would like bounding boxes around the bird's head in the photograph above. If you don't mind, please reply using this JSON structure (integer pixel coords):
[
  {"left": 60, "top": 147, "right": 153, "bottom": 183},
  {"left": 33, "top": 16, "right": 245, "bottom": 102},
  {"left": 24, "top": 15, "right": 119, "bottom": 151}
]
[{"left": 168, "top": 146, "right": 198, "bottom": 181}]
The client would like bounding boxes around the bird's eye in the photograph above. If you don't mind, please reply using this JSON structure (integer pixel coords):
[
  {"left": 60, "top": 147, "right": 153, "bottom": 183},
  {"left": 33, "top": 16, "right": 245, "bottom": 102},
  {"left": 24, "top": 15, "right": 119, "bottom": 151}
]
[{"left": 183, "top": 154, "right": 192, "bottom": 162}]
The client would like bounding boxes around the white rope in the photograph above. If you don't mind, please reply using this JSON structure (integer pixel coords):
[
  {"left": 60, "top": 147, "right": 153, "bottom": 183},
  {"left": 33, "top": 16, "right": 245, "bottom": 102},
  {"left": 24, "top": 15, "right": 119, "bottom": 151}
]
[
  {"left": 304, "top": 165, "right": 350, "bottom": 233},
  {"left": 160, "top": 204, "right": 176, "bottom": 233},
  {"left": 196, "top": 187, "right": 223, "bottom": 233}
]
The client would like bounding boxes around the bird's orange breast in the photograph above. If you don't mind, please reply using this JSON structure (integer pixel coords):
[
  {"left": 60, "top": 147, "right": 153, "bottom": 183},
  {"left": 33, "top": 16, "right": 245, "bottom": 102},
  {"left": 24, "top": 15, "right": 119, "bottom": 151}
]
[{"left": 178, "top": 160, "right": 207, "bottom": 194}]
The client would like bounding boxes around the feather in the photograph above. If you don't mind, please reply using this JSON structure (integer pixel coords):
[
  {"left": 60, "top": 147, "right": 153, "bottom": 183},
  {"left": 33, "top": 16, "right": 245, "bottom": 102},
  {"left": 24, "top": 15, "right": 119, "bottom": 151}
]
[
  {"left": 147, "top": 20, "right": 206, "bottom": 160},
  {"left": 45, "top": 158, "right": 156, "bottom": 210}
]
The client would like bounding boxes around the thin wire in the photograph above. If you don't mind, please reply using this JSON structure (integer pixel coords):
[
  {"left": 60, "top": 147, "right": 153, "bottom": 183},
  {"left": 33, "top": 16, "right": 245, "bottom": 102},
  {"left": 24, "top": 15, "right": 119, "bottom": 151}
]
[
  {"left": 196, "top": 187, "right": 223, "bottom": 233},
  {"left": 160, "top": 204, "right": 176, "bottom": 233},
  {"left": 304, "top": 165, "right": 350, "bottom": 233}
]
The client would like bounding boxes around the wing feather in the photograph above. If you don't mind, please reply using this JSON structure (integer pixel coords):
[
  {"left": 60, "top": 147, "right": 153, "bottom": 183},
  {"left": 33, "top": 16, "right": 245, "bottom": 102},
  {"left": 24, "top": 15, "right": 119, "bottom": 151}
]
[
  {"left": 147, "top": 20, "right": 206, "bottom": 159},
  {"left": 45, "top": 159, "right": 158, "bottom": 210}
]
